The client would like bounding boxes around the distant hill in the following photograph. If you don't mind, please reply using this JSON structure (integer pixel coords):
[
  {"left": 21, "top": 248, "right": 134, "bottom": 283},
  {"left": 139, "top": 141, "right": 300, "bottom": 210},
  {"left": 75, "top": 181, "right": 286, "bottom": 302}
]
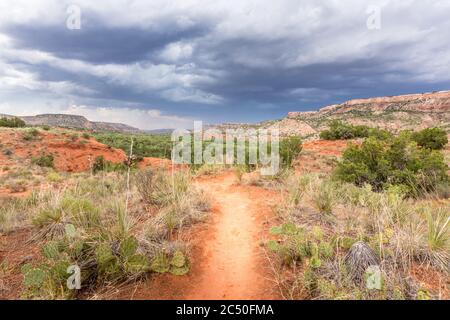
[
  {"left": 287, "top": 90, "right": 450, "bottom": 131},
  {"left": 209, "top": 90, "right": 450, "bottom": 138},
  {"left": 142, "top": 128, "right": 174, "bottom": 135},
  {"left": 0, "top": 113, "right": 140, "bottom": 133}
]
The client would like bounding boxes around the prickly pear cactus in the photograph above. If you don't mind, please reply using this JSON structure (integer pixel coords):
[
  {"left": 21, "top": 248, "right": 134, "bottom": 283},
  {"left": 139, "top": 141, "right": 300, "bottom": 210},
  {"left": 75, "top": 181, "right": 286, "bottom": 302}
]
[
  {"left": 267, "top": 240, "right": 280, "bottom": 252},
  {"left": 170, "top": 264, "right": 189, "bottom": 276},
  {"left": 170, "top": 251, "right": 186, "bottom": 268},
  {"left": 64, "top": 223, "right": 77, "bottom": 238},
  {"left": 42, "top": 241, "right": 61, "bottom": 260},
  {"left": 150, "top": 252, "right": 170, "bottom": 273},
  {"left": 124, "top": 254, "right": 150, "bottom": 273},
  {"left": 169, "top": 251, "right": 189, "bottom": 276},
  {"left": 119, "top": 236, "right": 138, "bottom": 259},
  {"left": 22, "top": 264, "right": 48, "bottom": 289},
  {"left": 96, "top": 242, "right": 119, "bottom": 276},
  {"left": 51, "top": 260, "right": 71, "bottom": 282}
]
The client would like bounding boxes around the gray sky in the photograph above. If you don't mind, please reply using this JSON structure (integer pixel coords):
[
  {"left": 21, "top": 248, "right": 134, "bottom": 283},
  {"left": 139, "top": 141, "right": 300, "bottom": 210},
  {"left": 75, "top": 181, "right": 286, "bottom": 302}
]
[{"left": 1, "top": 0, "right": 449, "bottom": 129}]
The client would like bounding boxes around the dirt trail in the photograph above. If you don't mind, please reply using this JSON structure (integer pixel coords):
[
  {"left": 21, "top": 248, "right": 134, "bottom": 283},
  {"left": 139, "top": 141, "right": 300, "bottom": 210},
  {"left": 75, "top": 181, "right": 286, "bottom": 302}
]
[
  {"left": 185, "top": 173, "right": 273, "bottom": 299},
  {"left": 115, "top": 172, "right": 276, "bottom": 300}
]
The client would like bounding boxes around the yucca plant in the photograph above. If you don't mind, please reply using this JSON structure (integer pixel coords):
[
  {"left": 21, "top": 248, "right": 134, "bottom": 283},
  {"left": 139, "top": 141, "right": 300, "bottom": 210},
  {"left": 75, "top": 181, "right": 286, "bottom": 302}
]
[
  {"left": 423, "top": 208, "right": 449, "bottom": 272},
  {"left": 312, "top": 180, "right": 335, "bottom": 215}
]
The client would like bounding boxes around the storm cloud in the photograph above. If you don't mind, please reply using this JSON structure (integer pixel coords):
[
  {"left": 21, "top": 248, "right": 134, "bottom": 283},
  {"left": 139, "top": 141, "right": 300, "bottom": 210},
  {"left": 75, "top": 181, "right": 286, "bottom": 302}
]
[{"left": 0, "top": 0, "right": 449, "bottom": 129}]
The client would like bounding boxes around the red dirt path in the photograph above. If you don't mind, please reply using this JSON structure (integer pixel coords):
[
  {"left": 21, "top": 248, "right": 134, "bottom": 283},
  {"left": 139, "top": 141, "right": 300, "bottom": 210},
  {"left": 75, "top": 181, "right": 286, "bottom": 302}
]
[{"left": 113, "top": 172, "right": 278, "bottom": 300}]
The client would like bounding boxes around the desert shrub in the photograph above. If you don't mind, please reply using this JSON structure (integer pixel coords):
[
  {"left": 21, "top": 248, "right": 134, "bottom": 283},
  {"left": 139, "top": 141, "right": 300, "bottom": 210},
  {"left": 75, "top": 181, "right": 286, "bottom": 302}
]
[
  {"left": 320, "top": 120, "right": 391, "bottom": 141},
  {"left": 82, "top": 133, "right": 91, "bottom": 139},
  {"left": 23, "top": 128, "right": 40, "bottom": 141},
  {"left": 47, "top": 171, "right": 63, "bottom": 183},
  {"left": 334, "top": 136, "right": 448, "bottom": 195},
  {"left": 320, "top": 120, "right": 366, "bottom": 140},
  {"left": 0, "top": 117, "right": 25, "bottom": 128},
  {"left": 92, "top": 156, "right": 127, "bottom": 173},
  {"left": 280, "top": 136, "right": 303, "bottom": 168},
  {"left": 32, "top": 153, "right": 54, "bottom": 168},
  {"left": 69, "top": 134, "right": 79, "bottom": 142},
  {"left": 411, "top": 127, "right": 448, "bottom": 150},
  {"left": 41, "top": 125, "right": 51, "bottom": 131},
  {"left": 92, "top": 156, "right": 107, "bottom": 173}
]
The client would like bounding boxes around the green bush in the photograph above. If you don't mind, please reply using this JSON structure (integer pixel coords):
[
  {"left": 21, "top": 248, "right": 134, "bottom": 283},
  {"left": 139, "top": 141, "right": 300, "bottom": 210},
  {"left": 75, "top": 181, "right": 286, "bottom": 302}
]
[
  {"left": 93, "top": 133, "right": 172, "bottom": 159},
  {"left": 412, "top": 127, "right": 448, "bottom": 150},
  {"left": 32, "top": 153, "right": 54, "bottom": 168},
  {"left": 23, "top": 129, "right": 40, "bottom": 141},
  {"left": 280, "top": 136, "right": 303, "bottom": 168},
  {"left": 0, "top": 117, "right": 26, "bottom": 128},
  {"left": 92, "top": 156, "right": 127, "bottom": 173},
  {"left": 334, "top": 135, "right": 448, "bottom": 195},
  {"left": 320, "top": 120, "right": 391, "bottom": 141}
]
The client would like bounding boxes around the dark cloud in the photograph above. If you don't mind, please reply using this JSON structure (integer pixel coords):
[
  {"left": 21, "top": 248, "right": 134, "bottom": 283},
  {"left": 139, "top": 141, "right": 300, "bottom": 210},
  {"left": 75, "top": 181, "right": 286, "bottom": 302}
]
[
  {"left": 1, "top": 0, "right": 450, "bottom": 126},
  {"left": 7, "top": 18, "right": 208, "bottom": 64}
]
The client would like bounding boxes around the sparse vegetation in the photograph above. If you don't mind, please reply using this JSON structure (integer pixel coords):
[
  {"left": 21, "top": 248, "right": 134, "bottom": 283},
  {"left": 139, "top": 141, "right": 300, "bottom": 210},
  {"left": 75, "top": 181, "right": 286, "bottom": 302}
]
[
  {"left": 92, "top": 156, "right": 127, "bottom": 173},
  {"left": 32, "top": 153, "right": 54, "bottom": 168},
  {"left": 0, "top": 164, "right": 210, "bottom": 299},
  {"left": 268, "top": 170, "right": 449, "bottom": 300},
  {"left": 0, "top": 121, "right": 447, "bottom": 300},
  {"left": 23, "top": 128, "right": 40, "bottom": 141}
]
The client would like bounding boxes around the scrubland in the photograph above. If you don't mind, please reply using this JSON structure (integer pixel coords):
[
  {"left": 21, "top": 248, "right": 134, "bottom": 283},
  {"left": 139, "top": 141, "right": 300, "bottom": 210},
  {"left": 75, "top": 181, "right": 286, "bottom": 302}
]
[{"left": 0, "top": 122, "right": 448, "bottom": 300}]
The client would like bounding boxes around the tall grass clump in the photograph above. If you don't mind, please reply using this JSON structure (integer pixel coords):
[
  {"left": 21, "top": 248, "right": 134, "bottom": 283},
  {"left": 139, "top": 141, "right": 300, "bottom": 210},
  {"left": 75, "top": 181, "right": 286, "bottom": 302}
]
[
  {"left": 135, "top": 169, "right": 191, "bottom": 207},
  {"left": 311, "top": 180, "right": 335, "bottom": 215}
]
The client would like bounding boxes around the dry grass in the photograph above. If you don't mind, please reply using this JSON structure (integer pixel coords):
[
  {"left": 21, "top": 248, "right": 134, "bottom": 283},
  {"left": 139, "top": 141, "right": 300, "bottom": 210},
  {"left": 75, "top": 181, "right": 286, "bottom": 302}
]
[
  {"left": 267, "top": 173, "right": 449, "bottom": 300},
  {"left": 1, "top": 166, "right": 211, "bottom": 299}
]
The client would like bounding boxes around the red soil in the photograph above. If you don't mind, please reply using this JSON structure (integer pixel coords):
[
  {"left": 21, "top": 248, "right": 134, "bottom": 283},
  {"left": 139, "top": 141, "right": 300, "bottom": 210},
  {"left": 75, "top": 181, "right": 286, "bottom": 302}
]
[
  {"left": 302, "top": 139, "right": 352, "bottom": 157},
  {"left": 410, "top": 264, "right": 449, "bottom": 299},
  {"left": 137, "top": 157, "right": 187, "bottom": 172},
  {"left": 0, "top": 228, "right": 41, "bottom": 299},
  {"left": 295, "top": 139, "right": 353, "bottom": 174},
  {"left": 0, "top": 129, "right": 126, "bottom": 172}
]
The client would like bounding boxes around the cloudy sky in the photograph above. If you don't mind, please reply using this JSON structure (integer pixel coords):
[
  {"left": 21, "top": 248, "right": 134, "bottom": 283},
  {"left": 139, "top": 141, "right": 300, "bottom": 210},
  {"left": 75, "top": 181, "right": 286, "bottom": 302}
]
[{"left": 0, "top": 0, "right": 449, "bottom": 129}]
